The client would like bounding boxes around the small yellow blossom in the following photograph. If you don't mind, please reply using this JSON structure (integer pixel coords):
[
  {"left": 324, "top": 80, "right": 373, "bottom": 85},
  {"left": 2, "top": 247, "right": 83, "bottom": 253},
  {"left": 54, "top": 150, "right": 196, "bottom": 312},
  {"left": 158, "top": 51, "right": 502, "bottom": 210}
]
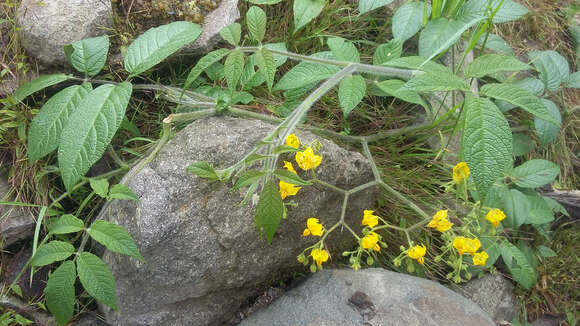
[
  {"left": 303, "top": 217, "right": 324, "bottom": 236},
  {"left": 485, "top": 209, "right": 507, "bottom": 228},
  {"left": 428, "top": 209, "right": 454, "bottom": 232},
  {"left": 453, "top": 162, "right": 470, "bottom": 183},
  {"left": 473, "top": 251, "right": 489, "bottom": 266},
  {"left": 453, "top": 236, "right": 481, "bottom": 255},
  {"left": 361, "top": 232, "right": 380, "bottom": 252},
  {"left": 408, "top": 244, "right": 427, "bottom": 264},
  {"left": 295, "top": 147, "right": 322, "bottom": 171},
  {"left": 311, "top": 248, "right": 329, "bottom": 266},
  {"left": 283, "top": 161, "right": 297, "bottom": 174},
  {"left": 279, "top": 181, "right": 301, "bottom": 199},
  {"left": 362, "top": 210, "right": 379, "bottom": 228},
  {"left": 286, "top": 134, "right": 300, "bottom": 149}
]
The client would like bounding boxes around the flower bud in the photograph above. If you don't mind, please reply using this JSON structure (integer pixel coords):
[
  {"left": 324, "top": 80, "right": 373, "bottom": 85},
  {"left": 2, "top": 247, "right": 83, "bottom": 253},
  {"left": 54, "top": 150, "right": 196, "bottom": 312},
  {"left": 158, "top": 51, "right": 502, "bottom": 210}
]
[
  {"left": 434, "top": 255, "right": 442, "bottom": 262},
  {"left": 465, "top": 272, "right": 472, "bottom": 280},
  {"left": 297, "top": 253, "right": 306, "bottom": 264},
  {"left": 352, "top": 262, "right": 361, "bottom": 271},
  {"left": 366, "top": 256, "right": 374, "bottom": 265},
  {"left": 310, "top": 264, "right": 317, "bottom": 273},
  {"left": 407, "top": 263, "right": 415, "bottom": 273}
]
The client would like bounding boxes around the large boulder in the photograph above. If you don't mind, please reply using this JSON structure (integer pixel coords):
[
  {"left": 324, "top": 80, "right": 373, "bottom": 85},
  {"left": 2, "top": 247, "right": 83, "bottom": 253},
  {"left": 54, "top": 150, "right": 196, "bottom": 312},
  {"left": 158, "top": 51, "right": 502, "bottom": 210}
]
[
  {"left": 239, "top": 268, "right": 496, "bottom": 326},
  {"left": 17, "top": 0, "right": 113, "bottom": 67},
  {"left": 98, "top": 117, "right": 377, "bottom": 325}
]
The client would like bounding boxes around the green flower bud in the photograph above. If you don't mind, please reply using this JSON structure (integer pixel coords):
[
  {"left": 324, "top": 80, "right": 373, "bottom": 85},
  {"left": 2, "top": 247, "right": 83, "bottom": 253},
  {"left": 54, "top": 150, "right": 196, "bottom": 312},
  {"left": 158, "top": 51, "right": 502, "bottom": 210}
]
[
  {"left": 407, "top": 263, "right": 415, "bottom": 273},
  {"left": 310, "top": 264, "right": 317, "bottom": 273},
  {"left": 366, "top": 256, "right": 374, "bottom": 265}
]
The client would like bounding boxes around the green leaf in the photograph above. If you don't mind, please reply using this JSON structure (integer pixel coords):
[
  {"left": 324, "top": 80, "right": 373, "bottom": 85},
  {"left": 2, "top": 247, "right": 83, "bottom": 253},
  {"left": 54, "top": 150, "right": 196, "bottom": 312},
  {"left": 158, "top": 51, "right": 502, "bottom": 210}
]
[
  {"left": 233, "top": 170, "right": 266, "bottom": 190},
  {"left": 529, "top": 50, "right": 570, "bottom": 92},
  {"left": 247, "top": 0, "right": 283, "bottom": 3},
  {"left": 186, "top": 161, "right": 220, "bottom": 181},
  {"left": 255, "top": 179, "right": 285, "bottom": 244},
  {"left": 124, "top": 21, "right": 202, "bottom": 77},
  {"left": 327, "top": 37, "right": 360, "bottom": 63},
  {"left": 273, "top": 169, "right": 312, "bottom": 185},
  {"left": 272, "top": 145, "right": 299, "bottom": 155},
  {"left": 255, "top": 47, "right": 276, "bottom": 91},
  {"left": 526, "top": 195, "right": 555, "bottom": 225},
  {"left": 403, "top": 70, "right": 470, "bottom": 92},
  {"left": 64, "top": 35, "right": 109, "bottom": 77},
  {"left": 358, "top": 0, "right": 394, "bottom": 14},
  {"left": 418, "top": 17, "right": 483, "bottom": 61},
  {"left": 293, "top": 0, "right": 325, "bottom": 33},
  {"left": 338, "top": 75, "right": 366, "bottom": 117},
  {"left": 184, "top": 49, "right": 230, "bottom": 90},
  {"left": 264, "top": 42, "right": 288, "bottom": 67},
  {"left": 503, "top": 189, "right": 530, "bottom": 228},
  {"left": 461, "top": 96, "right": 512, "bottom": 199},
  {"left": 392, "top": 2, "right": 430, "bottom": 42},
  {"left": 501, "top": 241, "right": 537, "bottom": 289},
  {"left": 244, "top": 153, "right": 271, "bottom": 165},
  {"left": 536, "top": 245, "right": 556, "bottom": 258},
  {"left": 373, "top": 39, "right": 402, "bottom": 65},
  {"left": 458, "top": 0, "right": 529, "bottom": 24},
  {"left": 76, "top": 252, "right": 117, "bottom": 310},
  {"left": 219, "top": 23, "right": 241, "bottom": 46},
  {"left": 274, "top": 52, "right": 340, "bottom": 91},
  {"left": 373, "top": 80, "right": 425, "bottom": 106},
  {"left": 511, "top": 159, "right": 560, "bottom": 188},
  {"left": 9, "top": 74, "right": 71, "bottom": 106},
  {"left": 542, "top": 196, "right": 569, "bottom": 217},
  {"left": 88, "top": 220, "right": 144, "bottom": 261},
  {"left": 564, "top": 71, "right": 580, "bottom": 88},
  {"left": 49, "top": 214, "right": 84, "bottom": 235},
  {"left": 247, "top": 6, "right": 267, "bottom": 43},
  {"left": 224, "top": 49, "right": 245, "bottom": 90},
  {"left": 27, "top": 83, "right": 92, "bottom": 163},
  {"left": 512, "top": 133, "right": 534, "bottom": 157},
  {"left": 480, "top": 83, "right": 561, "bottom": 125},
  {"left": 58, "top": 82, "right": 132, "bottom": 191},
  {"left": 478, "top": 33, "right": 514, "bottom": 56},
  {"left": 480, "top": 237, "right": 501, "bottom": 268},
  {"left": 44, "top": 261, "right": 76, "bottom": 326},
  {"left": 30, "top": 241, "right": 75, "bottom": 267},
  {"left": 465, "top": 54, "right": 530, "bottom": 78},
  {"left": 514, "top": 77, "right": 545, "bottom": 96},
  {"left": 108, "top": 184, "right": 139, "bottom": 201},
  {"left": 90, "top": 178, "right": 109, "bottom": 198}
]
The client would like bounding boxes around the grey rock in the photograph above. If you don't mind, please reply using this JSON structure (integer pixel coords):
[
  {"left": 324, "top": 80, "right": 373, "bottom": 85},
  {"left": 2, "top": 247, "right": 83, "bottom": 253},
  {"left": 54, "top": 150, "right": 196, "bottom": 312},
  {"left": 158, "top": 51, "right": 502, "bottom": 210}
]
[
  {"left": 98, "top": 117, "right": 377, "bottom": 326},
  {"left": 17, "top": 0, "right": 112, "bottom": 67},
  {"left": 239, "top": 268, "right": 495, "bottom": 326},
  {"left": 188, "top": 0, "right": 240, "bottom": 53},
  {"left": 456, "top": 273, "right": 519, "bottom": 324},
  {"left": 0, "top": 171, "right": 35, "bottom": 248}
]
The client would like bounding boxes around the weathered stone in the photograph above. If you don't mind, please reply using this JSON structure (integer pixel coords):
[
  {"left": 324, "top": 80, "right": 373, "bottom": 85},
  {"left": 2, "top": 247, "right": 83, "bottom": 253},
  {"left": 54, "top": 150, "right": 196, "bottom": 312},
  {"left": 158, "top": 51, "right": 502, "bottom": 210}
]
[
  {"left": 239, "top": 268, "right": 495, "bottom": 326},
  {"left": 17, "top": 0, "right": 112, "bottom": 67},
  {"left": 0, "top": 171, "right": 35, "bottom": 248},
  {"left": 98, "top": 117, "right": 377, "bottom": 325},
  {"left": 456, "top": 273, "right": 519, "bottom": 324}
]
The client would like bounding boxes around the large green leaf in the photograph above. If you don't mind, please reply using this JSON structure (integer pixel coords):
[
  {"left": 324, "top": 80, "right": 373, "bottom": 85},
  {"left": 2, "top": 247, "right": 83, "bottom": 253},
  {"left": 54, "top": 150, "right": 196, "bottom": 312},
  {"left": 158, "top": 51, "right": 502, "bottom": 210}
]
[
  {"left": 124, "top": 21, "right": 202, "bottom": 77},
  {"left": 392, "top": 2, "right": 430, "bottom": 42},
  {"left": 108, "top": 184, "right": 139, "bottom": 201},
  {"left": 255, "top": 179, "right": 285, "bottom": 244},
  {"left": 403, "top": 70, "right": 470, "bottom": 92},
  {"left": 480, "top": 83, "right": 560, "bottom": 125},
  {"left": 233, "top": 170, "right": 266, "bottom": 190},
  {"left": 534, "top": 99, "right": 561, "bottom": 147},
  {"left": 514, "top": 77, "right": 545, "bottom": 96},
  {"left": 418, "top": 16, "right": 482, "bottom": 61},
  {"left": 219, "top": 23, "right": 241, "bottom": 46},
  {"left": 373, "top": 39, "right": 402, "bottom": 65},
  {"left": 49, "top": 214, "right": 84, "bottom": 235},
  {"left": 461, "top": 96, "right": 512, "bottom": 199},
  {"left": 28, "top": 83, "right": 92, "bottom": 163},
  {"left": 501, "top": 241, "right": 537, "bottom": 290},
  {"left": 88, "top": 220, "right": 144, "bottom": 261},
  {"left": 44, "top": 261, "right": 76, "bottom": 326},
  {"left": 458, "top": 0, "right": 529, "bottom": 23},
  {"left": 327, "top": 37, "right": 360, "bottom": 63},
  {"left": 274, "top": 52, "right": 340, "bottom": 91},
  {"left": 358, "top": 0, "right": 394, "bottom": 14},
  {"left": 247, "top": 6, "right": 267, "bottom": 43},
  {"left": 293, "top": 0, "right": 325, "bottom": 32},
  {"left": 478, "top": 33, "right": 514, "bottom": 56},
  {"left": 58, "top": 82, "right": 133, "bottom": 191},
  {"left": 30, "top": 241, "right": 75, "bottom": 267},
  {"left": 64, "top": 35, "right": 109, "bottom": 77},
  {"left": 224, "top": 49, "right": 245, "bottom": 90},
  {"left": 373, "top": 80, "right": 425, "bottom": 106},
  {"left": 528, "top": 50, "right": 570, "bottom": 92},
  {"left": 76, "top": 252, "right": 117, "bottom": 310},
  {"left": 90, "top": 178, "right": 109, "bottom": 198},
  {"left": 512, "top": 133, "right": 534, "bottom": 157},
  {"left": 184, "top": 49, "right": 230, "bottom": 90},
  {"left": 186, "top": 161, "right": 220, "bottom": 181},
  {"left": 525, "top": 195, "right": 555, "bottom": 225},
  {"left": 564, "top": 71, "right": 580, "bottom": 88},
  {"left": 255, "top": 47, "right": 276, "bottom": 91},
  {"left": 503, "top": 189, "right": 529, "bottom": 228},
  {"left": 465, "top": 54, "right": 530, "bottom": 78},
  {"left": 511, "top": 159, "right": 560, "bottom": 188},
  {"left": 264, "top": 43, "right": 288, "bottom": 67},
  {"left": 338, "top": 75, "right": 366, "bottom": 117},
  {"left": 9, "top": 74, "right": 71, "bottom": 106}
]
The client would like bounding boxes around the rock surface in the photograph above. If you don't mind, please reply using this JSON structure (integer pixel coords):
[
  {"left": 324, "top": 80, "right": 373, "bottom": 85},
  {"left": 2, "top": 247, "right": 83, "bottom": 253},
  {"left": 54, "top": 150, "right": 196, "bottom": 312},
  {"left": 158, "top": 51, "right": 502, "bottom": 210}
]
[
  {"left": 17, "top": 0, "right": 112, "bottom": 67},
  {"left": 189, "top": 0, "right": 240, "bottom": 53},
  {"left": 239, "top": 268, "right": 495, "bottom": 326},
  {"left": 0, "top": 171, "right": 35, "bottom": 248},
  {"left": 98, "top": 117, "right": 377, "bottom": 325}
]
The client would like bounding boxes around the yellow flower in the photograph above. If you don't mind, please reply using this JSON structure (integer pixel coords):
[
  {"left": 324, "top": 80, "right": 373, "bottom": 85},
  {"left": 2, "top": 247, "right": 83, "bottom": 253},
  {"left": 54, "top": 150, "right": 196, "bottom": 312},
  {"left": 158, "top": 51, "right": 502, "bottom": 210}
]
[
  {"left": 295, "top": 147, "right": 322, "bottom": 171},
  {"left": 452, "top": 236, "right": 481, "bottom": 255},
  {"left": 408, "top": 244, "right": 427, "bottom": 264},
  {"left": 453, "top": 162, "right": 470, "bottom": 183},
  {"left": 279, "top": 180, "right": 301, "bottom": 199},
  {"left": 485, "top": 209, "right": 507, "bottom": 228},
  {"left": 361, "top": 232, "right": 380, "bottom": 251},
  {"left": 428, "top": 209, "right": 454, "bottom": 232},
  {"left": 285, "top": 134, "right": 300, "bottom": 149},
  {"left": 473, "top": 251, "right": 489, "bottom": 266},
  {"left": 362, "top": 210, "right": 379, "bottom": 228},
  {"left": 303, "top": 217, "right": 324, "bottom": 236},
  {"left": 311, "top": 248, "right": 329, "bottom": 266},
  {"left": 283, "top": 161, "right": 297, "bottom": 174}
]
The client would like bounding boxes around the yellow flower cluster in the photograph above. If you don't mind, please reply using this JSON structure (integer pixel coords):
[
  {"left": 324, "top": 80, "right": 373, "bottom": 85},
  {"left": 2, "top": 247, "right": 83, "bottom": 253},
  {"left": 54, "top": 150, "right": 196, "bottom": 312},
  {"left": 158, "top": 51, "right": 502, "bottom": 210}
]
[
  {"left": 408, "top": 244, "right": 427, "bottom": 264},
  {"left": 361, "top": 232, "right": 381, "bottom": 252},
  {"left": 311, "top": 248, "right": 329, "bottom": 266},
  {"left": 453, "top": 236, "right": 488, "bottom": 266},
  {"left": 279, "top": 135, "right": 323, "bottom": 199},
  {"left": 428, "top": 210, "right": 454, "bottom": 232},
  {"left": 279, "top": 161, "right": 301, "bottom": 199},
  {"left": 362, "top": 210, "right": 379, "bottom": 228},
  {"left": 303, "top": 217, "right": 324, "bottom": 236},
  {"left": 453, "top": 162, "right": 470, "bottom": 183},
  {"left": 485, "top": 209, "right": 506, "bottom": 228},
  {"left": 296, "top": 147, "right": 322, "bottom": 171},
  {"left": 286, "top": 134, "right": 300, "bottom": 149}
]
